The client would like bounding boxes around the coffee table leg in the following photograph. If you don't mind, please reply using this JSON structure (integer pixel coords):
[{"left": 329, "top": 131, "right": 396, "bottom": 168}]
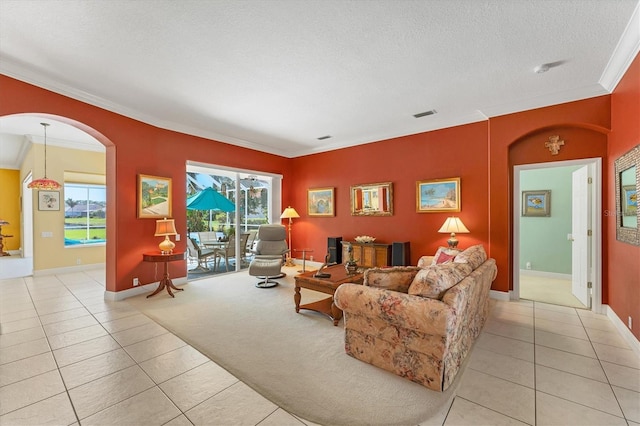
[
  {"left": 294, "top": 286, "right": 301, "bottom": 313},
  {"left": 331, "top": 300, "right": 342, "bottom": 326}
]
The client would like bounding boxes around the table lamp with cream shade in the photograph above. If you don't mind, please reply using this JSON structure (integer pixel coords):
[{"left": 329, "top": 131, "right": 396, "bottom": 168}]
[
  {"left": 280, "top": 206, "right": 300, "bottom": 267},
  {"left": 438, "top": 217, "right": 469, "bottom": 249},
  {"left": 155, "top": 218, "right": 177, "bottom": 254}
]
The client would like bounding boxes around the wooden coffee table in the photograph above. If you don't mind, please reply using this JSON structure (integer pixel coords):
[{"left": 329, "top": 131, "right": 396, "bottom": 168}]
[{"left": 294, "top": 264, "right": 364, "bottom": 326}]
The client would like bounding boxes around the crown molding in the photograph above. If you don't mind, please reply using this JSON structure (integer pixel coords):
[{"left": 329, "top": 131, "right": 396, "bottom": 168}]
[{"left": 600, "top": 1, "right": 640, "bottom": 92}]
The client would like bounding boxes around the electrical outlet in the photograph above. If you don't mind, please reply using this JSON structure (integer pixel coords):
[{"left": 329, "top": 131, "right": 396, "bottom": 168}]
[
  {"left": 133, "top": 278, "right": 139, "bottom": 287},
  {"left": 526, "top": 262, "right": 531, "bottom": 270},
  {"left": 76, "top": 258, "right": 81, "bottom": 265},
  {"left": 629, "top": 316, "right": 633, "bottom": 330},
  {"left": 175, "top": 234, "right": 181, "bottom": 241}
]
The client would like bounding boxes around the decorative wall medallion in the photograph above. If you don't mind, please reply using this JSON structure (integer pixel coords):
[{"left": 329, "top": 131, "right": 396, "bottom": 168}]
[{"left": 545, "top": 135, "right": 564, "bottom": 155}]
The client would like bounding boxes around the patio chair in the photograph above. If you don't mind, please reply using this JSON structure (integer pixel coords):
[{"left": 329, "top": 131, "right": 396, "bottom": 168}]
[
  {"left": 187, "top": 237, "right": 217, "bottom": 271},
  {"left": 214, "top": 233, "right": 250, "bottom": 272}
]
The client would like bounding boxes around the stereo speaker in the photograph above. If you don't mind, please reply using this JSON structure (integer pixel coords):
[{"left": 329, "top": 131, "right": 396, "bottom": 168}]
[
  {"left": 391, "top": 241, "right": 411, "bottom": 266},
  {"left": 327, "top": 236, "right": 342, "bottom": 264}
]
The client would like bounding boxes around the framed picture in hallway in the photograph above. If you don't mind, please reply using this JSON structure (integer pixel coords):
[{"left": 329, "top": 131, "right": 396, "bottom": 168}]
[
  {"left": 522, "top": 190, "right": 551, "bottom": 217},
  {"left": 622, "top": 185, "right": 637, "bottom": 216},
  {"left": 138, "top": 174, "right": 172, "bottom": 218},
  {"left": 38, "top": 191, "right": 60, "bottom": 211}
]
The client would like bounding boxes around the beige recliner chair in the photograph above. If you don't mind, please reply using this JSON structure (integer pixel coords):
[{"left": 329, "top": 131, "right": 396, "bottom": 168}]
[{"left": 248, "top": 224, "right": 289, "bottom": 288}]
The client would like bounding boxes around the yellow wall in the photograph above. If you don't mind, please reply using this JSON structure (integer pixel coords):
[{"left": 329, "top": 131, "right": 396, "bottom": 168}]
[
  {"left": 23, "top": 143, "right": 106, "bottom": 271},
  {"left": 0, "top": 168, "right": 21, "bottom": 251}
]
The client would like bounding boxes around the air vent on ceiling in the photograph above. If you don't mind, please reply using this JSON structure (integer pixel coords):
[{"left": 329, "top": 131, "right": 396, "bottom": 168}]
[
  {"left": 413, "top": 110, "right": 437, "bottom": 118},
  {"left": 317, "top": 135, "right": 332, "bottom": 140}
]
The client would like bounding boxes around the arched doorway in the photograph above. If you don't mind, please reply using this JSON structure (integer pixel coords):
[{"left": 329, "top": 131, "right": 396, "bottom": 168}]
[{"left": 0, "top": 114, "right": 113, "bottom": 283}]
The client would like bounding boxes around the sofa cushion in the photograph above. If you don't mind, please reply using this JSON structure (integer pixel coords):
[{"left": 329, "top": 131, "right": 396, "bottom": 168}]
[
  {"left": 364, "top": 267, "right": 421, "bottom": 292},
  {"left": 453, "top": 244, "right": 487, "bottom": 269},
  {"left": 408, "top": 263, "right": 472, "bottom": 299}
]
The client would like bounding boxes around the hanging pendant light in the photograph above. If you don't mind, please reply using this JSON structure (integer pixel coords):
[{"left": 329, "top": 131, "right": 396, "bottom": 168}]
[{"left": 27, "top": 122, "right": 62, "bottom": 190}]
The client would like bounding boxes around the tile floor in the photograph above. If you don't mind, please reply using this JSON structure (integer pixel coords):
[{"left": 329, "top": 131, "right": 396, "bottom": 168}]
[{"left": 1, "top": 269, "right": 639, "bottom": 425}]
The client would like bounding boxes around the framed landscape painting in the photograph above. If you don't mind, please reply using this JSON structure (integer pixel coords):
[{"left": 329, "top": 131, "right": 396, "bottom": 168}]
[
  {"left": 308, "top": 187, "right": 335, "bottom": 216},
  {"left": 416, "top": 177, "right": 460, "bottom": 213},
  {"left": 522, "top": 190, "right": 551, "bottom": 217},
  {"left": 138, "top": 174, "right": 172, "bottom": 218}
]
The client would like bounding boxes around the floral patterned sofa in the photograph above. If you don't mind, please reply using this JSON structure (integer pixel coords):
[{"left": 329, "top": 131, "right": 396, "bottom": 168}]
[{"left": 333, "top": 244, "right": 497, "bottom": 391}]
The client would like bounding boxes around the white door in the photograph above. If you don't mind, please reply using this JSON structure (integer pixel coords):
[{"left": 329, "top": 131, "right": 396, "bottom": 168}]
[{"left": 571, "top": 166, "right": 591, "bottom": 307}]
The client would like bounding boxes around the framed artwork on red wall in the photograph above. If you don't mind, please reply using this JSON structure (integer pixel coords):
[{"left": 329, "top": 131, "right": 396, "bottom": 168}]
[
  {"left": 416, "top": 177, "right": 461, "bottom": 213},
  {"left": 138, "top": 174, "right": 172, "bottom": 218},
  {"left": 307, "top": 187, "right": 335, "bottom": 217}
]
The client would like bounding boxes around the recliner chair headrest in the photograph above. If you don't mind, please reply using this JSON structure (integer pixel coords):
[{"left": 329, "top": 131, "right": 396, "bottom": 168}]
[{"left": 257, "top": 224, "right": 287, "bottom": 241}]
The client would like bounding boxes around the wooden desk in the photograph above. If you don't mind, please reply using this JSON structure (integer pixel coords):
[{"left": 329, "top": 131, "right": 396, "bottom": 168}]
[
  {"left": 294, "top": 264, "right": 364, "bottom": 326},
  {"left": 143, "top": 251, "right": 185, "bottom": 298}
]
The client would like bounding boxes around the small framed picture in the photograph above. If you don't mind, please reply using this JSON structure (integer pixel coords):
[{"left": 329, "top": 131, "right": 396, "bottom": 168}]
[
  {"left": 38, "top": 190, "right": 60, "bottom": 211},
  {"left": 307, "top": 187, "right": 335, "bottom": 217},
  {"left": 522, "top": 190, "right": 551, "bottom": 217},
  {"left": 416, "top": 177, "right": 461, "bottom": 213},
  {"left": 138, "top": 174, "right": 172, "bottom": 218},
  {"left": 622, "top": 185, "right": 637, "bottom": 216}
]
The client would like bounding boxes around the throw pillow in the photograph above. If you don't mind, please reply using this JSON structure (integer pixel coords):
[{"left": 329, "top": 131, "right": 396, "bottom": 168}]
[
  {"left": 430, "top": 246, "right": 461, "bottom": 266},
  {"left": 453, "top": 244, "right": 487, "bottom": 269}
]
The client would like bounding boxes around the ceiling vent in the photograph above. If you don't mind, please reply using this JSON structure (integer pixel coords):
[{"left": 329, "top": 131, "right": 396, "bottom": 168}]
[
  {"left": 413, "top": 110, "right": 437, "bottom": 118},
  {"left": 317, "top": 135, "right": 332, "bottom": 140}
]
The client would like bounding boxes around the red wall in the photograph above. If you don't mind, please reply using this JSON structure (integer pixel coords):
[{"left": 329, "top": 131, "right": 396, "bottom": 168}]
[
  {"left": 290, "top": 121, "right": 490, "bottom": 265},
  {"left": 609, "top": 54, "right": 640, "bottom": 341},
  {"left": 0, "top": 75, "right": 291, "bottom": 293}
]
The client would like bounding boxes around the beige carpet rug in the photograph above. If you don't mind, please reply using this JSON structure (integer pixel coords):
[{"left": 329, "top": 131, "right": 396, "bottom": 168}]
[{"left": 126, "top": 266, "right": 459, "bottom": 426}]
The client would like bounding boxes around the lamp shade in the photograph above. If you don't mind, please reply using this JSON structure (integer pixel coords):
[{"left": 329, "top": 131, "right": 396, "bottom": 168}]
[
  {"left": 154, "top": 218, "right": 177, "bottom": 236},
  {"left": 27, "top": 123, "right": 62, "bottom": 191},
  {"left": 438, "top": 217, "right": 470, "bottom": 234},
  {"left": 280, "top": 206, "right": 300, "bottom": 219}
]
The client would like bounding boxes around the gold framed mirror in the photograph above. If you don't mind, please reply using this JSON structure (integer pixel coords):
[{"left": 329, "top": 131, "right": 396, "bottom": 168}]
[
  {"left": 614, "top": 144, "right": 639, "bottom": 246},
  {"left": 350, "top": 182, "right": 393, "bottom": 216}
]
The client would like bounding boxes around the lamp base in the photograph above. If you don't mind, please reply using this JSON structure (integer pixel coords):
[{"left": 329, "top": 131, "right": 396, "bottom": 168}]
[
  {"left": 284, "top": 256, "right": 296, "bottom": 267},
  {"left": 159, "top": 236, "right": 175, "bottom": 254},
  {"left": 447, "top": 233, "right": 459, "bottom": 249}
]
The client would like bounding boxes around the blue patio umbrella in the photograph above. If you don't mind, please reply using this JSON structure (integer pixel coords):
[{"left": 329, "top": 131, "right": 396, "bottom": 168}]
[{"left": 186, "top": 187, "right": 235, "bottom": 231}]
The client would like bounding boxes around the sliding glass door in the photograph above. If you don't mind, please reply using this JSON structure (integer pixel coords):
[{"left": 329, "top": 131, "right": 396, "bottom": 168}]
[{"left": 186, "top": 162, "right": 282, "bottom": 273}]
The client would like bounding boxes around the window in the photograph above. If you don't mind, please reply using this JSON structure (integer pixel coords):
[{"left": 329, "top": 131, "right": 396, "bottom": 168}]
[{"left": 64, "top": 183, "right": 106, "bottom": 246}]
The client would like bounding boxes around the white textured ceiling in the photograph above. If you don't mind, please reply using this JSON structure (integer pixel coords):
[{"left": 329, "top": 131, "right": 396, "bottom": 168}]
[{"left": 0, "top": 0, "right": 639, "bottom": 168}]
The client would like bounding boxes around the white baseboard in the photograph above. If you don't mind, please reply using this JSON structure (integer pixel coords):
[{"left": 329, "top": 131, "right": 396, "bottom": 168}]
[
  {"left": 34, "top": 262, "right": 106, "bottom": 276},
  {"left": 104, "top": 276, "right": 188, "bottom": 301},
  {"left": 519, "top": 269, "right": 572, "bottom": 280},
  {"left": 605, "top": 304, "right": 640, "bottom": 357},
  {"left": 489, "top": 290, "right": 510, "bottom": 301}
]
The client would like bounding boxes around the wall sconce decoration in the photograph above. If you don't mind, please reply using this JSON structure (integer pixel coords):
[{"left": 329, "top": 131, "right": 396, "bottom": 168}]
[{"left": 545, "top": 135, "right": 564, "bottom": 155}]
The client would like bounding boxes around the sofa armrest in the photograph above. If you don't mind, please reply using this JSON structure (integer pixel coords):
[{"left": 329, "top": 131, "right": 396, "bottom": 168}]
[
  {"left": 334, "top": 284, "right": 454, "bottom": 336},
  {"left": 417, "top": 256, "right": 435, "bottom": 268}
]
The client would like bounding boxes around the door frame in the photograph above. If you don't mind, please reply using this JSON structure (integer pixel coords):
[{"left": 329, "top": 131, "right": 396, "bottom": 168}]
[{"left": 512, "top": 158, "right": 602, "bottom": 313}]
